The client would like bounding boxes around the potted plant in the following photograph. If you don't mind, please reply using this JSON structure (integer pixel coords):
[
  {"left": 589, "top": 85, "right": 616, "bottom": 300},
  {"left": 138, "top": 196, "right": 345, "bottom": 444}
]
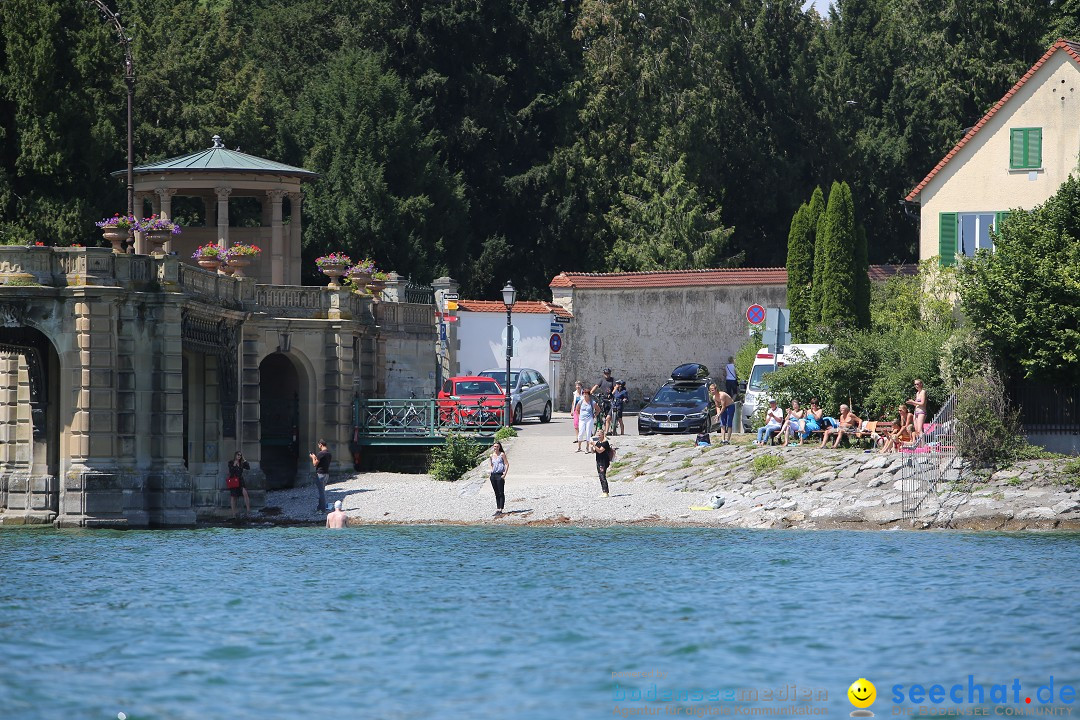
[
  {"left": 224, "top": 243, "right": 261, "bottom": 278},
  {"left": 315, "top": 252, "right": 352, "bottom": 288},
  {"left": 367, "top": 270, "right": 389, "bottom": 301},
  {"left": 192, "top": 243, "right": 224, "bottom": 271},
  {"left": 346, "top": 257, "right": 376, "bottom": 287},
  {"left": 95, "top": 213, "right": 138, "bottom": 253},
  {"left": 138, "top": 215, "right": 182, "bottom": 253}
]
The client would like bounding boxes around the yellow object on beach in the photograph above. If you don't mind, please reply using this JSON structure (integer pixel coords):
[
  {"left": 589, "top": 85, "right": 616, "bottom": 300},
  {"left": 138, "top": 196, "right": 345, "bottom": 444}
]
[{"left": 689, "top": 506, "right": 715, "bottom": 511}]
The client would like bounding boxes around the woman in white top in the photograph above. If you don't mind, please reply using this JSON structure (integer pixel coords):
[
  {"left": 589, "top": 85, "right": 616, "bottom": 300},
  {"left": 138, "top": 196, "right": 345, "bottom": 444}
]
[
  {"left": 576, "top": 390, "right": 598, "bottom": 452},
  {"left": 779, "top": 399, "right": 805, "bottom": 446},
  {"left": 489, "top": 441, "right": 509, "bottom": 516},
  {"left": 755, "top": 399, "right": 785, "bottom": 445},
  {"left": 571, "top": 380, "right": 584, "bottom": 437}
]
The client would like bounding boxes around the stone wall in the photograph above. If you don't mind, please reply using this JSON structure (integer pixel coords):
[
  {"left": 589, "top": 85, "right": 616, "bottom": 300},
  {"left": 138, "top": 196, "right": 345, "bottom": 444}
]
[{"left": 551, "top": 284, "right": 787, "bottom": 410}]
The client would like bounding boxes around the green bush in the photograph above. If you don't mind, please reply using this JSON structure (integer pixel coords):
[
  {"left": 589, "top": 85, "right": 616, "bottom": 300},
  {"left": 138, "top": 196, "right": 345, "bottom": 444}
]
[
  {"left": 954, "top": 368, "right": 1023, "bottom": 469},
  {"left": 735, "top": 327, "right": 764, "bottom": 389},
  {"left": 429, "top": 433, "right": 484, "bottom": 482},
  {"left": 494, "top": 426, "right": 517, "bottom": 441},
  {"left": 752, "top": 454, "right": 783, "bottom": 477}
]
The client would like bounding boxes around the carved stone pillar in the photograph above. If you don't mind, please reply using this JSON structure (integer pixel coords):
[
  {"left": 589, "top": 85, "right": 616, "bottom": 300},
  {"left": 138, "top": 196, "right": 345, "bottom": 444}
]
[
  {"left": 288, "top": 191, "right": 303, "bottom": 286},
  {"left": 134, "top": 192, "right": 148, "bottom": 255},
  {"left": 215, "top": 186, "right": 232, "bottom": 250},
  {"left": 268, "top": 189, "right": 288, "bottom": 285},
  {"left": 154, "top": 188, "right": 178, "bottom": 255}
]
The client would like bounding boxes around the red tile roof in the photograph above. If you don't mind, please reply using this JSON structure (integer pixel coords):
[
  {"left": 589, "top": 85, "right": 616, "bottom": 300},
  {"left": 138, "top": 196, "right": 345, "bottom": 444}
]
[
  {"left": 549, "top": 265, "right": 916, "bottom": 289},
  {"left": 457, "top": 299, "right": 572, "bottom": 317},
  {"left": 905, "top": 38, "right": 1080, "bottom": 203}
]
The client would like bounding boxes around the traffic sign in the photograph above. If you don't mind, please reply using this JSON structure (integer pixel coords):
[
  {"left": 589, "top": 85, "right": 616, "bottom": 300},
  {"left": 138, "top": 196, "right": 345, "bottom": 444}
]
[
  {"left": 549, "top": 333, "right": 563, "bottom": 353},
  {"left": 443, "top": 292, "right": 459, "bottom": 300},
  {"left": 554, "top": 315, "right": 572, "bottom": 324},
  {"left": 442, "top": 316, "right": 458, "bottom": 323},
  {"left": 746, "top": 304, "right": 766, "bottom": 325},
  {"left": 549, "top": 353, "right": 561, "bottom": 362},
  {"left": 445, "top": 300, "right": 458, "bottom": 310},
  {"left": 550, "top": 322, "right": 564, "bottom": 334}
]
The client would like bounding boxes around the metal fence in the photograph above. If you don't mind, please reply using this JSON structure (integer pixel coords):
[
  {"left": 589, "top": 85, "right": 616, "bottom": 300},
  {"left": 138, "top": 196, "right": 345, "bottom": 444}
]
[
  {"left": 404, "top": 277, "right": 435, "bottom": 305},
  {"left": 352, "top": 396, "right": 504, "bottom": 442},
  {"left": 900, "top": 393, "right": 968, "bottom": 520},
  {"left": 1007, "top": 378, "right": 1080, "bottom": 433}
]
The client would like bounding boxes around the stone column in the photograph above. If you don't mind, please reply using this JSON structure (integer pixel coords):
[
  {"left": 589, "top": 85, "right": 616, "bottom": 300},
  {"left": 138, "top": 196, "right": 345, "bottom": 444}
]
[
  {"left": 431, "top": 277, "right": 460, "bottom": 383},
  {"left": 322, "top": 328, "right": 352, "bottom": 472},
  {"left": 239, "top": 333, "right": 265, "bottom": 507},
  {"left": 0, "top": 351, "right": 32, "bottom": 522},
  {"left": 151, "top": 303, "right": 194, "bottom": 526},
  {"left": 288, "top": 191, "right": 303, "bottom": 286},
  {"left": 267, "top": 189, "right": 288, "bottom": 285},
  {"left": 215, "top": 186, "right": 232, "bottom": 250},
  {"left": 134, "top": 192, "right": 148, "bottom": 255},
  {"left": 61, "top": 299, "right": 128, "bottom": 527},
  {"left": 204, "top": 194, "right": 217, "bottom": 227},
  {"left": 155, "top": 188, "right": 177, "bottom": 253}
]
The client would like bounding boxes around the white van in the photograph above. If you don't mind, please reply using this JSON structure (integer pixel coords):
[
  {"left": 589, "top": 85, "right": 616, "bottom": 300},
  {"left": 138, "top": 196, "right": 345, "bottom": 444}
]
[{"left": 741, "top": 344, "right": 830, "bottom": 427}]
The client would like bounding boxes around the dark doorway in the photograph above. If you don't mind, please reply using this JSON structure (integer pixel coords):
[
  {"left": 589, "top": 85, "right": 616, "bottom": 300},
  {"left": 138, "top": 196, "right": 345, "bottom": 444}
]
[{"left": 259, "top": 353, "right": 300, "bottom": 489}]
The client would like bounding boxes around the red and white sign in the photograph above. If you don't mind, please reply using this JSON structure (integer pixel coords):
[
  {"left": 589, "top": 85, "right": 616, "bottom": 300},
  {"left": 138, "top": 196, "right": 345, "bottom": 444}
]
[{"left": 746, "top": 304, "right": 766, "bottom": 325}]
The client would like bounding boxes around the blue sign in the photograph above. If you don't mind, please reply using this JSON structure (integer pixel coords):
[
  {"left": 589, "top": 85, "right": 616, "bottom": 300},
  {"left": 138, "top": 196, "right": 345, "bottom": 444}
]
[
  {"left": 549, "top": 333, "right": 563, "bottom": 353},
  {"left": 550, "top": 322, "right": 564, "bottom": 334}
]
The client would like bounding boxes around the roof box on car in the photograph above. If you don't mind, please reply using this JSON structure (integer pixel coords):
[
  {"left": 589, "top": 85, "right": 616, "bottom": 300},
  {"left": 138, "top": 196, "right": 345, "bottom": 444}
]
[{"left": 670, "top": 363, "right": 710, "bottom": 382}]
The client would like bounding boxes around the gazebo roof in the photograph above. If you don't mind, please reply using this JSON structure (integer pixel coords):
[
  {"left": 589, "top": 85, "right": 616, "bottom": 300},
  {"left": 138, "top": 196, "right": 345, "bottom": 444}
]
[{"left": 114, "top": 135, "right": 319, "bottom": 179}]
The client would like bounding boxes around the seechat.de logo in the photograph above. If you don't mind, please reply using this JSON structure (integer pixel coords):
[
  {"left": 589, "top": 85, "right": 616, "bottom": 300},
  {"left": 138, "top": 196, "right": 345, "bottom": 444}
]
[{"left": 849, "top": 678, "right": 877, "bottom": 717}]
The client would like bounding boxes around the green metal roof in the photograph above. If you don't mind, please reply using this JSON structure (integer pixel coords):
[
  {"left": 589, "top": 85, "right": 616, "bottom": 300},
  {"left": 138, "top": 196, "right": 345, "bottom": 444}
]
[{"left": 114, "top": 135, "right": 318, "bottom": 179}]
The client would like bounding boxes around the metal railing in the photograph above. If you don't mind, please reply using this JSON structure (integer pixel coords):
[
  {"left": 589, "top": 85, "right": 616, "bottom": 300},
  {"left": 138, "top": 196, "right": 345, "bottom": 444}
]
[
  {"left": 1008, "top": 378, "right": 1080, "bottom": 433},
  {"left": 353, "top": 397, "right": 505, "bottom": 440},
  {"left": 900, "top": 393, "right": 970, "bottom": 520}
]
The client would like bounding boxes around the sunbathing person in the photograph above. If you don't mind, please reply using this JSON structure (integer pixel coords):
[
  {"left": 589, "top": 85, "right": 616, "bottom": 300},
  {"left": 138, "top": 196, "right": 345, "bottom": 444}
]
[
  {"left": 881, "top": 405, "right": 915, "bottom": 453},
  {"left": 779, "top": 399, "right": 805, "bottom": 446},
  {"left": 802, "top": 398, "right": 824, "bottom": 440},
  {"left": 820, "top": 404, "right": 861, "bottom": 449}
]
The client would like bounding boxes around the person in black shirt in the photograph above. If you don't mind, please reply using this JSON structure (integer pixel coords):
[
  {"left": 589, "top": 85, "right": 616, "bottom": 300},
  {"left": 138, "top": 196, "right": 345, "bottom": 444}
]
[
  {"left": 592, "top": 368, "right": 616, "bottom": 433},
  {"left": 227, "top": 451, "right": 251, "bottom": 517},
  {"left": 592, "top": 427, "right": 613, "bottom": 497},
  {"left": 308, "top": 439, "right": 331, "bottom": 514}
]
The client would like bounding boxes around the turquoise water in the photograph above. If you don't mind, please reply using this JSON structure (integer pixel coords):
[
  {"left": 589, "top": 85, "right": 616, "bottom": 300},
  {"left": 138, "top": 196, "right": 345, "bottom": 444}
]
[{"left": 1, "top": 527, "right": 1079, "bottom": 719}]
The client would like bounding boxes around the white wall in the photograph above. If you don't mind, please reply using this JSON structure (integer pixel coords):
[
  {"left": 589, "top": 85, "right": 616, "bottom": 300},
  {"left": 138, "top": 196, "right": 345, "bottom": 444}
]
[{"left": 455, "top": 311, "right": 561, "bottom": 407}]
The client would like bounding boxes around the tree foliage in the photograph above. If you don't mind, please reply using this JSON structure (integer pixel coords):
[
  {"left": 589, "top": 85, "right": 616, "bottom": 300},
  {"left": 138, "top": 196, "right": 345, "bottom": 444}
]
[
  {"left": 959, "top": 176, "right": 1080, "bottom": 385},
  {"left": 785, "top": 203, "right": 814, "bottom": 341}
]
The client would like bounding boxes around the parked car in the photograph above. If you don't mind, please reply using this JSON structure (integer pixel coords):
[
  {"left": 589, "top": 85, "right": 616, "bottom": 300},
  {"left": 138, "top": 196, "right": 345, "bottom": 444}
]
[
  {"left": 638, "top": 363, "right": 713, "bottom": 435},
  {"left": 437, "top": 376, "right": 506, "bottom": 426},
  {"left": 478, "top": 368, "right": 552, "bottom": 424}
]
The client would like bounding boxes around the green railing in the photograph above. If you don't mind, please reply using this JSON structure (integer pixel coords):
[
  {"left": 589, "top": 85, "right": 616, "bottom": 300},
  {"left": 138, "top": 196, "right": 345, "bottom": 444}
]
[{"left": 353, "top": 397, "right": 505, "bottom": 445}]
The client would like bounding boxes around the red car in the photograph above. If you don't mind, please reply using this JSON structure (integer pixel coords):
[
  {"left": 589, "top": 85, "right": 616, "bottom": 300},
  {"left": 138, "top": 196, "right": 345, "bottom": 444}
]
[{"left": 437, "top": 376, "right": 507, "bottom": 426}]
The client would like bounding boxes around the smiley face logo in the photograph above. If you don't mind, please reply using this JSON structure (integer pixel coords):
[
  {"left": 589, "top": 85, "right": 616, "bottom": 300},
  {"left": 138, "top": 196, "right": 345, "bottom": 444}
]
[{"left": 848, "top": 678, "right": 876, "bottom": 714}]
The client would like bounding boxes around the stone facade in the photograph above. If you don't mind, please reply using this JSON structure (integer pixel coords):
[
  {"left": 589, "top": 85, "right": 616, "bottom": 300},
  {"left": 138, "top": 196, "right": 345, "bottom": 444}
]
[
  {"left": 0, "top": 246, "right": 435, "bottom": 527},
  {"left": 549, "top": 270, "right": 789, "bottom": 410}
]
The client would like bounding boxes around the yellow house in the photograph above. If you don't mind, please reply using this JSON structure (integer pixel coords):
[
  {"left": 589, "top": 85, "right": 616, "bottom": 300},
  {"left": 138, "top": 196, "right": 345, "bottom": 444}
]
[{"left": 907, "top": 39, "right": 1080, "bottom": 265}]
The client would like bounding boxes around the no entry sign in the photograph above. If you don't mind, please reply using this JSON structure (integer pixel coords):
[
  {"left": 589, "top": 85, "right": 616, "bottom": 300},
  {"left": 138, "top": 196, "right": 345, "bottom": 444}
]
[
  {"left": 746, "top": 304, "right": 766, "bottom": 325},
  {"left": 549, "top": 333, "right": 563, "bottom": 353}
]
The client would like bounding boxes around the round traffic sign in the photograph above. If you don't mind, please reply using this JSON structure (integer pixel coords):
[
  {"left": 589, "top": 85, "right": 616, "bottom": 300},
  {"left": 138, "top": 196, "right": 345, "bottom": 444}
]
[
  {"left": 549, "top": 333, "right": 563, "bottom": 353},
  {"left": 746, "top": 304, "right": 766, "bottom": 325}
]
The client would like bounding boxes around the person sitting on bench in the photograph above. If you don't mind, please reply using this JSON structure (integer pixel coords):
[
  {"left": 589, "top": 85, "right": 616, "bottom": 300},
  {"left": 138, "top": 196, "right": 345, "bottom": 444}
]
[
  {"left": 820, "top": 404, "right": 861, "bottom": 449},
  {"left": 755, "top": 399, "right": 784, "bottom": 445}
]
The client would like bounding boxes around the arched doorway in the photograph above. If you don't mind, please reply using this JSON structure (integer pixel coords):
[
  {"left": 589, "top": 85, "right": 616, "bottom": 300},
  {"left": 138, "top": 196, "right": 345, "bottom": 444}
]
[
  {"left": 259, "top": 353, "right": 303, "bottom": 489},
  {"left": 0, "top": 327, "right": 61, "bottom": 520}
]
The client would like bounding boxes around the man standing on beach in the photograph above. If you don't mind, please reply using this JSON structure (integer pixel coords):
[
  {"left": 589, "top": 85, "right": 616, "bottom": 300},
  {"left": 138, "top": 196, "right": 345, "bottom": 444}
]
[
  {"left": 309, "top": 439, "right": 331, "bottom": 514},
  {"left": 709, "top": 383, "right": 735, "bottom": 445},
  {"left": 326, "top": 500, "right": 348, "bottom": 528}
]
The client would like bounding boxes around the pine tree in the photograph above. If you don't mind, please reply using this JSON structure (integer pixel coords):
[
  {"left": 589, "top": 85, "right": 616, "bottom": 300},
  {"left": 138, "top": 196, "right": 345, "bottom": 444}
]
[
  {"left": 785, "top": 203, "right": 814, "bottom": 341},
  {"left": 817, "top": 181, "right": 859, "bottom": 331}
]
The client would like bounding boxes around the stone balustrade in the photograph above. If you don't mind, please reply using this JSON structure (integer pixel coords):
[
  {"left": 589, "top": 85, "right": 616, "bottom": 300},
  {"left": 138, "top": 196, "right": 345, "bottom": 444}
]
[{"left": 0, "top": 247, "right": 431, "bottom": 331}]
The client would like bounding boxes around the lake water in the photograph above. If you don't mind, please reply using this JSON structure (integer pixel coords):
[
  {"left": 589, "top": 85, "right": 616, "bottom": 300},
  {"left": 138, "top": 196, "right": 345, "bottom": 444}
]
[{"left": 1, "top": 527, "right": 1078, "bottom": 720}]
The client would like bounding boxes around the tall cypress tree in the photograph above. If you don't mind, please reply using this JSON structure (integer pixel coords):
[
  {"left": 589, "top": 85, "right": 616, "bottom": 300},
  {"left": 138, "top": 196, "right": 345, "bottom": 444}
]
[
  {"left": 854, "top": 223, "right": 871, "bottom": 328},
  {"left": 785, "top": 203, "right": 814, "bottom": 342},
  {"left": 807, "top": 186, "right": 827, "bottom": 327},
  {"left": 817, "top": 181, "right": 859, "bottom": 331}
]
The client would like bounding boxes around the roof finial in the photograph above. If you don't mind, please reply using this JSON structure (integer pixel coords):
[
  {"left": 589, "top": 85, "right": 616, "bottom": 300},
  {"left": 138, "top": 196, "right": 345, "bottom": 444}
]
[{"left": 211, "top": 134, "right": 223, "bottom": 148}]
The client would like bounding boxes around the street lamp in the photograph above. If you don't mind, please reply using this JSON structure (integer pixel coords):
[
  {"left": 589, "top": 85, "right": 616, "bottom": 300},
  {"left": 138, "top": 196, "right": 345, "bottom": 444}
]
[
  {"left": 88, "top": 0, "right": 136, "bottom": 253},
  {"left": 501, "top": 280, "right": 517, "bottom": 427}
]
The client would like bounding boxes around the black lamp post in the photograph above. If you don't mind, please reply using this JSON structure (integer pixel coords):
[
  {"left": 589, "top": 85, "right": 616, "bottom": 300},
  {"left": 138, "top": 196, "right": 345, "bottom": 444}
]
[
  {"left": 88, "top": 0, "right": 136, "bottom": 253},
  {"left": 501, "top": 280, "right": 516, "bottom": 427}
]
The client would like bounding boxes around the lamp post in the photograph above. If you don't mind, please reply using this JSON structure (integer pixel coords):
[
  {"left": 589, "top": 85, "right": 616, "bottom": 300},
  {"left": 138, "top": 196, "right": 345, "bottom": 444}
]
[
  {"left": 501, "top": 280, "right": 517, "bottom": 427},
  {"left": 88, "top": 0, "right": 136, "bottom": 253}
]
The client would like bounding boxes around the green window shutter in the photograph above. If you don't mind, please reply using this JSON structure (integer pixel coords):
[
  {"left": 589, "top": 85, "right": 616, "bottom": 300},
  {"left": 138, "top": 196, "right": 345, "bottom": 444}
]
[
  {"left": 994, "top": 211, "right": 1011, "bottom": 227},
  {"left": 1010, "top": 129, "right": 1025, "bottom": 169},
  {"left": 1030, "top": 128, "right": 1042, "bottom": 168},
  {"left": 939, "top": 212, "right": 957, "bottom": 267}
]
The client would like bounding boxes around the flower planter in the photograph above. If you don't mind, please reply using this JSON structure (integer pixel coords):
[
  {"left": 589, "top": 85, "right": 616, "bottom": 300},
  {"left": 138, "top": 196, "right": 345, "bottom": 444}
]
[
  {"left": 145, "top": 230, "right": 171, "bottom": 254},
  {"left": 347, "top": 269, "right": 372, "bottom": 289},
  {"left": 101, "top": 228, "right": 129, "bottom": 254},
  {"left": 197, "top": 259, "right": 221, "bottom": 272},
  {"left": 321, "top": 263, "right": 348, "bottom": 289},
  {"left": 227, "top": 257, "right": 252, "bottom": 278},
  {"left": 367, "top": 280, "right": 387, "bottom": 302},
  {"left": 219, "top": 263, "right": 236, "bottom": 276}
]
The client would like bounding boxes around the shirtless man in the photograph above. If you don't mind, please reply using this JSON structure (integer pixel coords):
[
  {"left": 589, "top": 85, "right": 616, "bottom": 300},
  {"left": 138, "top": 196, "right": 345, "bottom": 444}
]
[
  {"left": 820, "top": 404, "right": 862, "bottom": 449},
  {"left": 326, "top": 500, "right": 348, "bottom": 529},
  {"left": 907, "top": 379, "right": 927, "bottom": 436},
  {"left": 708, "top": 383, "right": 735, "bottom": 445}
]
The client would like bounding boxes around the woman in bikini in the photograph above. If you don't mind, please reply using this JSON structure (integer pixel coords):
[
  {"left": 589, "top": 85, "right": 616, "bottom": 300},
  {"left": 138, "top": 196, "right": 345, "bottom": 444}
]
[{"left": 907, "top": 379, "right": 927, "bottom": 437}]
